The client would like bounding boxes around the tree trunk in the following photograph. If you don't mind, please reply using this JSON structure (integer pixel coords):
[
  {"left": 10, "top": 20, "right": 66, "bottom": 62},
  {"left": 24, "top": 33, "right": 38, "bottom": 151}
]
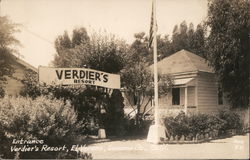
[{"left": 135, "top": 94, "right": 141, "bottom": 126}]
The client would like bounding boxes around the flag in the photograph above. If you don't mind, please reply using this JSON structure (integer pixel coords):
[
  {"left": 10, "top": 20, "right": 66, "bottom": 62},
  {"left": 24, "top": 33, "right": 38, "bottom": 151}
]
[
  {"left": 148, "top": 2, "right": 154, "bottom": 48},
  {"left": 148, "top": 0, "right": 157, "bottom": 49}
]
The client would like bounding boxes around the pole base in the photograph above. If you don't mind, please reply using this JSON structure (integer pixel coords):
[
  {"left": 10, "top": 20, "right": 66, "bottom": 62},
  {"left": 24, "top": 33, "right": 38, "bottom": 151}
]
[{"left": 147, "top": 124, "right": 166, "bottom": 144}]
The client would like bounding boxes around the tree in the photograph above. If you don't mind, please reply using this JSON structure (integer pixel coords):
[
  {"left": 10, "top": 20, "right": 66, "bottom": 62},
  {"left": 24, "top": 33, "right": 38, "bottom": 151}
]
[
  {"left": 53, "top": 28, "right": 90, "bottom": 67},
  {"left": 171, "top": 21, "right": 206, "bottom": 57},
  {"left": 101, "top": 89, "right": 127, "bottom": 136},
  {"left": 172, "top": 21, "right": 189, "bottom": 52},
  {"left": 157, "top": 35, "right": 173, "bottom": 60},
  {"left": 51, "top": 28, "right": 129, "bottom": 136},
  {"left": 121, "top": 63, "right": 173, "bottom": 126},
  {"left": 121, "top": 33, "right": 173, "bottom": 126},
  {"left": 82, "top": 33, "right": 128, "bottom": 73},
  {"left": 130, "top": 32, "right": 150, "bottom": 63},
  {"left": 121, "top": 62, "right": 152, "bottom": 126},
  {"left": 206, "top": 0, "right": 250, "bottom": 108},
  {"left": 53, "top": 29, "right": 128, "bottom": 74},
  {"left": 130, "top": 32, "right": 173, "bottom": 63},
  {"left": 71, "top": 27, "right": 89, "bottom": 47},
  {"left": 0, "top": 16, "right": 20, "bottom": 97},
  {"left": 191, "top": 24, "right": 206, "bottom": 57}
]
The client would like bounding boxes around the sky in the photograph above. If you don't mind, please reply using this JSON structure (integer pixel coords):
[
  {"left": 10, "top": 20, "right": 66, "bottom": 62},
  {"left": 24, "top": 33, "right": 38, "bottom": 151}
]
[{"left": 1, "top": 0, "right": 208, "bottom": 68}]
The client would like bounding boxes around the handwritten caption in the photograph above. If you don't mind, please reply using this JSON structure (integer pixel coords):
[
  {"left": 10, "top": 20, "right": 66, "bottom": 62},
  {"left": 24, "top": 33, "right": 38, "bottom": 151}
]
[{"left": 11, "top": 139, "right": 84, "bottom": 153}]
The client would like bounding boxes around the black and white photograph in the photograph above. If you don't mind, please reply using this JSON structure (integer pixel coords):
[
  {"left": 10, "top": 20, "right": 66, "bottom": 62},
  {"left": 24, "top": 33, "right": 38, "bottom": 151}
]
[{"left": 0, "top": 0, "right": 249, "bottom": 159}]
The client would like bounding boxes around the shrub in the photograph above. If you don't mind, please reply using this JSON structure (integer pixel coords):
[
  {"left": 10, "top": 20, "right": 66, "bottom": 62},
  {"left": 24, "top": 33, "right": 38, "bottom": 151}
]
[
  {"left": 188, "top": 113, "right": 224, "bottom": 135},
  {"left": 164, "top": 110, "right": 241, "bottom": 138},
  {"left": 101, "top": 89, "right": 128, "bottom": 136},
  {"left": 0, "top": 96, "right": 91, "bottom": 159},
  {"left": 165, "top": 112, "right": 189, "bottom": 137},
  {"left": 20, "top": 70, "right": 99, "bottom": 124},
  {"left": 218, "top": 109, "right": 243, "bottom": 134},
  {"left": 0, "top": 86, "right": 4, "bottom": 98},
  {"left": 20, "top": 71, "right": 128, "bottom": 137}
]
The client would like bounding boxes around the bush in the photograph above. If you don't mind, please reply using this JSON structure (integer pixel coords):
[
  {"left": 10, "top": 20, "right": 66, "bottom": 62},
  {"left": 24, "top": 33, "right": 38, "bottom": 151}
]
[
  {"left": 188, "top": 113, "right": 225, "bottom": 135},
  {"left": 164, "top": 110, "right": 241, "bottom": 138},
  {"left": 0, "top": 96, "right": 91, "bottom": 159},
  {"left": 0, "top": 86, "right": 4, "bottom": 98},
  {"left": 20, "top": 71, "right": 128, "bottom": 137},
  {"left": 218, "top": 109, "right": 243, "bottom": 134},
  {"left": 101, "top": 89, "right": 128, "bottom": 136},
  {"left": 165, "top": 112, "right": 189, "bottom": 137},
  {"left": 20, "top": 70, "right": 99, "bottom": 124}
]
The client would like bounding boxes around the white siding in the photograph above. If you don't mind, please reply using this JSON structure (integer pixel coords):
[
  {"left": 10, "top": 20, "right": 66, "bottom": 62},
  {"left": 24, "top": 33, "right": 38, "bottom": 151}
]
[
  {"left": 197, "top": 72, "right": 219, "bottom": 113},
  {"left": 187, "top": 86, "right": 195, "bottom": 106}
]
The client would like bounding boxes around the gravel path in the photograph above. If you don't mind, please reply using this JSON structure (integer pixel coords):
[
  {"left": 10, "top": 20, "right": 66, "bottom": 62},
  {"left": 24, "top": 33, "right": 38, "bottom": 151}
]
[{"left": 80, "top": 133, "right": 249, "bottom": 159}]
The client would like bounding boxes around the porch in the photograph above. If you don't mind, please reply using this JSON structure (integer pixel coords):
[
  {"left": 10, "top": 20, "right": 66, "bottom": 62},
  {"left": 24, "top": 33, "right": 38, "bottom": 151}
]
[{"left": 123, "top": 77, "right": 199, "bottom": 119}]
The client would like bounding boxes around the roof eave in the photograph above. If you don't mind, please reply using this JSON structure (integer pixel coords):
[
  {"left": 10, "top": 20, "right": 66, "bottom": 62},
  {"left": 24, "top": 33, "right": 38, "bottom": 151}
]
[{"left": 15, "top": 57, "right": 38, "bottom": 73}]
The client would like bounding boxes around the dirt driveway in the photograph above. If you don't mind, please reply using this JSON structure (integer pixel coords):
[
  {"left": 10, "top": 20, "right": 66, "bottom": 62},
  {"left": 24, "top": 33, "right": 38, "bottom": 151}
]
[{"left": 80, "top": 133, "right": 249, "bottom": 159}]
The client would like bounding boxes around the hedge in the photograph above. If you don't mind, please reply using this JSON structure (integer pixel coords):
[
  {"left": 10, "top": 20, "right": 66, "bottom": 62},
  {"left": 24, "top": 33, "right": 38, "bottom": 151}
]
[{"left": 164, "top": 110, "right": 243, "bottom": 139}]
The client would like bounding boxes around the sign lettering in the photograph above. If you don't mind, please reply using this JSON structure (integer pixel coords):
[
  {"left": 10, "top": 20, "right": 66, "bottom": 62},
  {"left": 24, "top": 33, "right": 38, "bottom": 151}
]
[{"left": 38, "top": 66, "right": 120, "bottom": 89}]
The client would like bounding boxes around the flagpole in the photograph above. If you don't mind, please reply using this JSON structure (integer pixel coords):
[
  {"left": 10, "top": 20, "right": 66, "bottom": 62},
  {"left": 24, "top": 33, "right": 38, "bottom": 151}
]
[
  {"left": 147, "top": 0, "right": 166, "bottom": 144},
  {"left": 153, "top": 0, "right": 159, "bottom": 126}
]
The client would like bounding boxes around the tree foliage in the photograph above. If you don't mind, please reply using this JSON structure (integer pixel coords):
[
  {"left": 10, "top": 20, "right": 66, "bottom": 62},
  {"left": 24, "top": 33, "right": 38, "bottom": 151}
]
[
  {"left": 121, "top": 33, "right": 173, "bottom": 126},
  {"left": 53, "top": 28, "right": 90, "bottom": 67},
  {"left": 101, "top": 89, "right": 127, "bottom": 136},
  {"left": 129, "top": 32, "right": 173, "bottom": 64},
  {"left": 206, "top": 0, "right": 250, "bottom": 108},
  {"left": 0, "top": 16, "right": 20, "bottom": 97},
  {"left": 53, "top": 28, "right": 128, "bottom": 74},
  {"left": 48, "top": 28, "right": 129, "bottom": 136},
  {"left": 171, "top": 21, "right": 206, "bottom": 58},
  {"left": 130, "top": 21, "right": 207, "bottom": 65}
]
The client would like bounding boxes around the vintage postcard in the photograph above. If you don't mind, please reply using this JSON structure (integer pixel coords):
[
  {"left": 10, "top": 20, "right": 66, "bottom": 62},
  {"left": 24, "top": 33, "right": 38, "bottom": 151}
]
[{"left": 0, "top": 0, "right": 249, "bottom": 159}]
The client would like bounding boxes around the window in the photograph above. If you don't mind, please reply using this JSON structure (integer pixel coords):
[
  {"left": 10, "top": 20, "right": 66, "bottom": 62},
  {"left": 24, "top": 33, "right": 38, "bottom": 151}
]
[
  {"left": 218, "top": 86, "right": 223, "bottom": 105},
  {"left": 172, "top": 88, "right": 180, "bottom": 105}
]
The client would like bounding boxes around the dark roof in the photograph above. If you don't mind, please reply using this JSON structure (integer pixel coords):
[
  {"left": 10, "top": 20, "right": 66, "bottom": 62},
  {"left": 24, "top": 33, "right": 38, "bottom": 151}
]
[{"left": 149, "top": 49, "right": 214, "bottom": 74}]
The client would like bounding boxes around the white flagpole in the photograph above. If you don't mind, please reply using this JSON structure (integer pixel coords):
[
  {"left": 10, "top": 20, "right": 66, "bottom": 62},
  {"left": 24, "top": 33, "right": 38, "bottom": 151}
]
[
  {"left": 147, "top": 0, "right": 166, "bottom": 144},
  {"left": 153, "top": 0, "right": 159, "bottom": 126}
]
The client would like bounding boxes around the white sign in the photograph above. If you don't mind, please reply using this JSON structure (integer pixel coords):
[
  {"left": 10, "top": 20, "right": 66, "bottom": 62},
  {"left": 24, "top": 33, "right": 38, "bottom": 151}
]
[{"left": 38, "top": 66, "right": 120, "bottom": 89}]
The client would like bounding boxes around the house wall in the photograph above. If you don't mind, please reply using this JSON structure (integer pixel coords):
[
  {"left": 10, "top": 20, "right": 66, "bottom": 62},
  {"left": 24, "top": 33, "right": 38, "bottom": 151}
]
[
  {"left": 187, "top": 86, "right": 195, "bottom": 106},
  {"left": 4, "top": 62, "right": 28, "bottom": 96},
  {"left": 155, "top": 86, "right": 196, "bottom": 117},
  {"left": 123, "top": 71, "right": 232, "bottom": 117},
  {"left": 141, "top": 72, "right": 230, "bottom": 116},
  {"left": 197, "top": 72, "right": 221, "bottom": 113},
  {"left": 158, "top": 86, "right": 195, "bottom": 108}
]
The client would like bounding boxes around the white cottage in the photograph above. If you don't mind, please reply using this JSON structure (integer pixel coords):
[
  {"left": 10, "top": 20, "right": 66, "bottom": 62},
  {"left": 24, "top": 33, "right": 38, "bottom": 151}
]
[{"left": 124, "top": 49, "right": 229, "bottom": 118}]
